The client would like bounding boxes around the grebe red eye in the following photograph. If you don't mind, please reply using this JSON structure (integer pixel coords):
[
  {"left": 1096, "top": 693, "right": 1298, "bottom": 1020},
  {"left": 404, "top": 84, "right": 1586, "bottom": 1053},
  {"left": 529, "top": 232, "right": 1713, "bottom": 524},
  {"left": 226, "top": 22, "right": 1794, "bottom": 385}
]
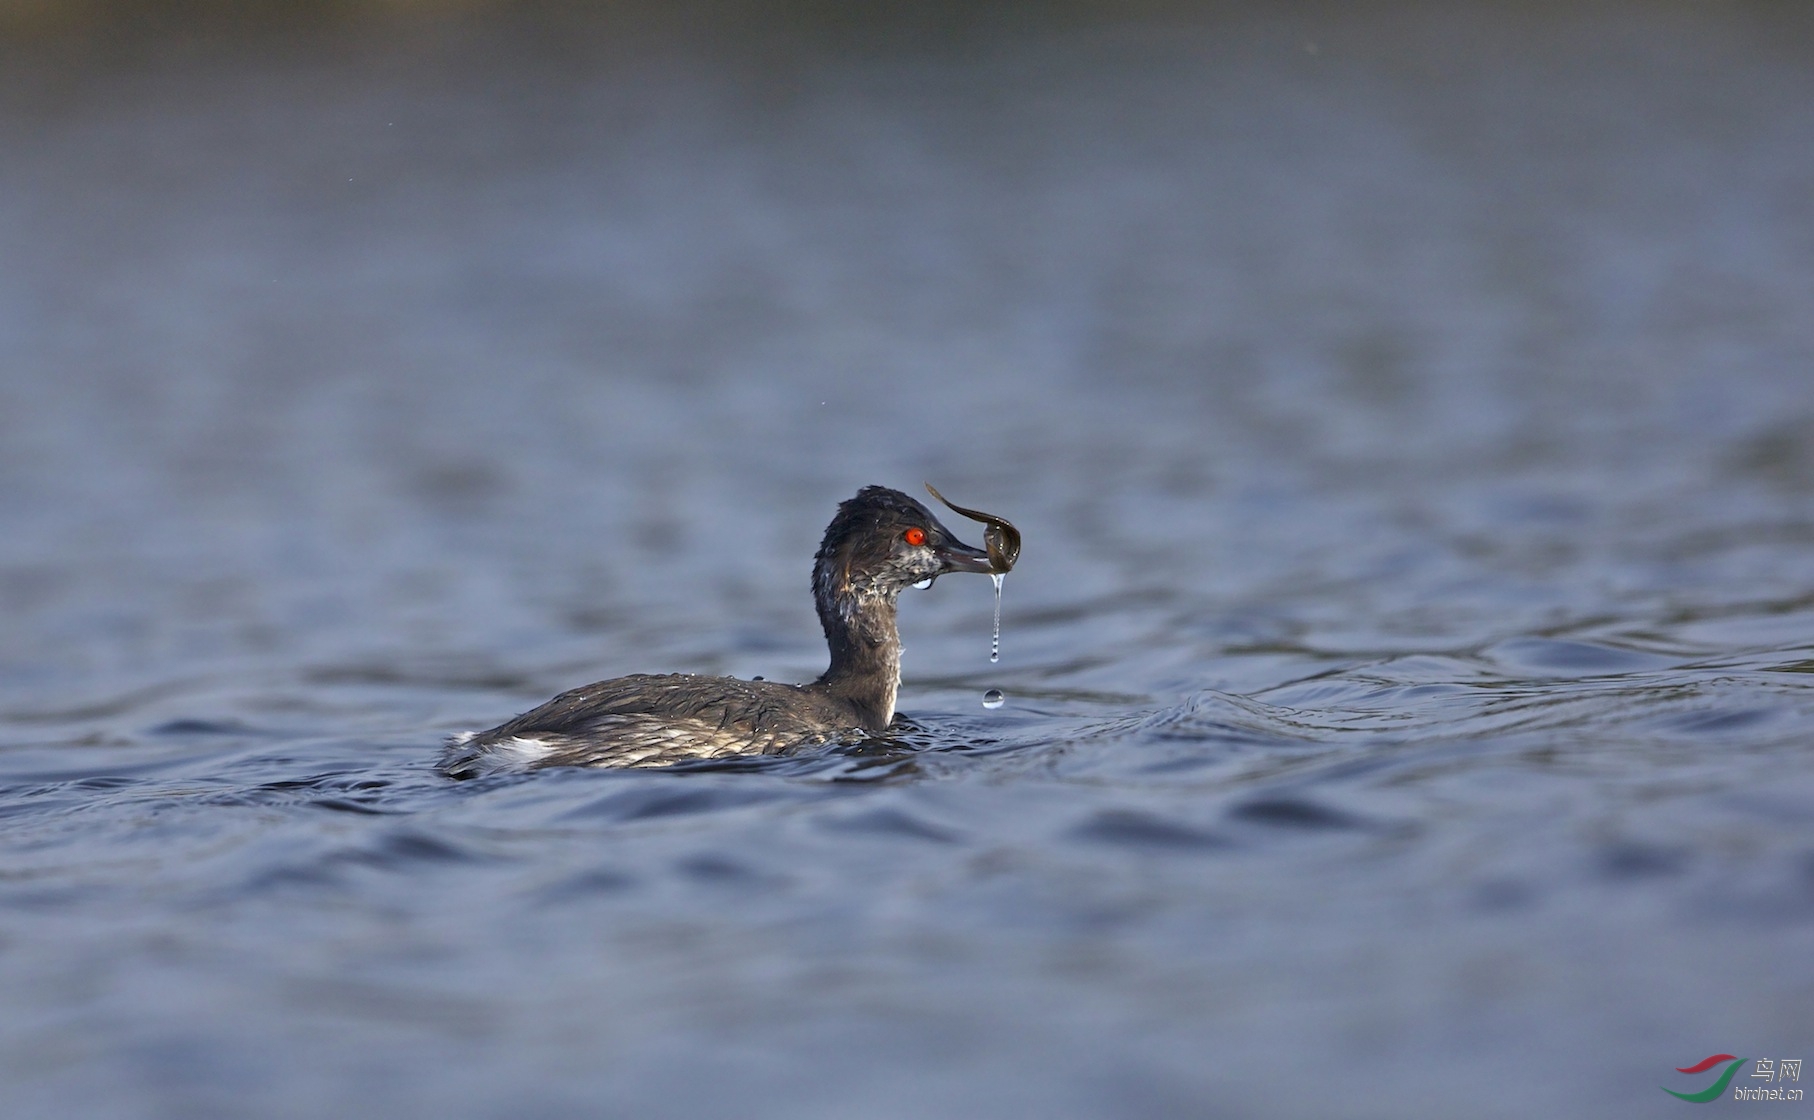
[{"left": 903, "top": 527, "right": 927, "bottom": 547}]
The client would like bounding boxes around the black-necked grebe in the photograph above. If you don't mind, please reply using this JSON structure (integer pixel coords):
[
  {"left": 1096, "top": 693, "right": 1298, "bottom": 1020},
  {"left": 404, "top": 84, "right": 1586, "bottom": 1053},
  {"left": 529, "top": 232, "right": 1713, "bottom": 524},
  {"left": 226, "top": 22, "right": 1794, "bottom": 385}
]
[{"left": 439, "top": 485, "right": 1008, "bottom": 777}]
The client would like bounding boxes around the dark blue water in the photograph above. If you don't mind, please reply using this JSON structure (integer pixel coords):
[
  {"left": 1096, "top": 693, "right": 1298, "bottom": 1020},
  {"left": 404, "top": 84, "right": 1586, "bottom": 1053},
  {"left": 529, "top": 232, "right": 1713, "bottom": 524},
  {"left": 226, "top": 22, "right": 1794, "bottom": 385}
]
[{"left": 3, "top": 5, "right": 1814, "bottom": 1116}]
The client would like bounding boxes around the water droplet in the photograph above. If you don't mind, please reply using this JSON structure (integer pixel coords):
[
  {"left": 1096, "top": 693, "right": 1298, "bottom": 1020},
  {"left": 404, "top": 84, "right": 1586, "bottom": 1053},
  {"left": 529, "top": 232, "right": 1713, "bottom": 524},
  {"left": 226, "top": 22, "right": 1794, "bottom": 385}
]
[
  {"left": 989, "top": 572, "right": 1005, "bottom": 663},
  {"left": 982, "top": 689, "right": 1004, "bottom": 709},
  {"left": 912, "top": 578, "right": 933, "bottom": 590}
]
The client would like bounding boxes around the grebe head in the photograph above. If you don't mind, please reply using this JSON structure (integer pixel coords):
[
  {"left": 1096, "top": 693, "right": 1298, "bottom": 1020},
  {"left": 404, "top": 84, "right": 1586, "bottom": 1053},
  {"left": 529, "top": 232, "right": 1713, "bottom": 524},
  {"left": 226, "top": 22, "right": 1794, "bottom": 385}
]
[{"left": 813, "top": 486, "right": 993, "bottom": 614}]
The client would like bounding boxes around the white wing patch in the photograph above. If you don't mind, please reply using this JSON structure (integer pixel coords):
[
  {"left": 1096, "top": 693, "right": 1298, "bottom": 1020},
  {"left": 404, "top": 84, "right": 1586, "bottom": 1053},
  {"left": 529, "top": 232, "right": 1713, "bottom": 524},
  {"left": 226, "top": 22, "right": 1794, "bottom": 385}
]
[
  {"left": 495, "top": 736, "right": 558, "bottom": 767},
  {"left": 439, "top": 733, "right": 556, "bottom": 777}
]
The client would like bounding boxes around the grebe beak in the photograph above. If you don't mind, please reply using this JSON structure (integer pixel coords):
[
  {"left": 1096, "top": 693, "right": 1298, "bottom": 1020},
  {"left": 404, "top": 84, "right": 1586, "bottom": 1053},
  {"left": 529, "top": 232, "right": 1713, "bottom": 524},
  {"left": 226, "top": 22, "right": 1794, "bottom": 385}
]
[{"left": 934, "top": 535, "right": 996, "bottom": 576}]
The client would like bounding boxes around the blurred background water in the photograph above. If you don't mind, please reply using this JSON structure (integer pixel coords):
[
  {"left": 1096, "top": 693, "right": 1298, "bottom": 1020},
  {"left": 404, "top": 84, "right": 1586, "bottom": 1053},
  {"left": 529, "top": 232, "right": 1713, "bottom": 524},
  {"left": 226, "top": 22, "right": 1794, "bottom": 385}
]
[{"left": 2, "top": 2, "right": 1813, "bottom": 1116}]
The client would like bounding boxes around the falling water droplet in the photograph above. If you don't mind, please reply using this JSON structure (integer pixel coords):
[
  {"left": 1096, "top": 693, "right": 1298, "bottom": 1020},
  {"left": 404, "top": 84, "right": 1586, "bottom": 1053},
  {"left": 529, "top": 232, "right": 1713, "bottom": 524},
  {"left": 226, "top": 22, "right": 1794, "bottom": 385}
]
[
  {"left": 989, "top": 572, "right": 1004, "bottom": 663},
  {"left": 982, "top": 689, "right": 1004, "bottom": 709}
]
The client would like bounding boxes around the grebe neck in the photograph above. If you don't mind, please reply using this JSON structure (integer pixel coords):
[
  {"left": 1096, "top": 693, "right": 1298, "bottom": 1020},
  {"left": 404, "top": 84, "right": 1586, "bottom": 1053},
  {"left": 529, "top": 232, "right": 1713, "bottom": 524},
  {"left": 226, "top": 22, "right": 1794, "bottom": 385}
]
[{"left": 811, "top": 570, "right": 902, "bottom": 733}]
